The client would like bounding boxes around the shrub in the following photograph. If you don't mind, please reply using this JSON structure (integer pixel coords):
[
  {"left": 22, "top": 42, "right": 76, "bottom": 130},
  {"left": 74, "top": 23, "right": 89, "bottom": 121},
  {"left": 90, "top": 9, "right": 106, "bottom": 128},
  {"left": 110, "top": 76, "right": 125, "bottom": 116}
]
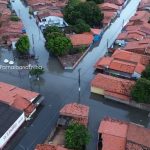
[
  {"left": 141, "top": 65, "right": 150, "bottom": 80},
  {"left": 131, "top": 78, "right": 150, "bottom": 104},
  {"left": 29, "top": 67, "right": 44, "bottom": 77},
  {"left": 15, "top": 35, "right": 30, "bottom": 54},
  {"left": 10, "top": 15, "right": 20, "bottom": 21},
  {"left": 65, "top": 123, "right": 90, "bottom": 150}
]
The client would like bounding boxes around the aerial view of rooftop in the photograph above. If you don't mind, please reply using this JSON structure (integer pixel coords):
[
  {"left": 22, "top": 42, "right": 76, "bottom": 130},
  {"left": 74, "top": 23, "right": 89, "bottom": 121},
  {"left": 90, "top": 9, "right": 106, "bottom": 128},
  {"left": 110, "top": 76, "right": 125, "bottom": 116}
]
[{"left": 0, "top": 0, "right": 150, "bottom": 149}]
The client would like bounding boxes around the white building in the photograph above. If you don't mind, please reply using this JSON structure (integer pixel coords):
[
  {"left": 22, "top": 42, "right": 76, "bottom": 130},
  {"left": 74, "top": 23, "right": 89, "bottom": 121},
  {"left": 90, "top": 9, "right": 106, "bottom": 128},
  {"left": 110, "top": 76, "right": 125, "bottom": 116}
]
[
  {"left": 0, "top": 102, "right": 25, "bottom": 149},
  {"left": 38, "top": 16, "right": 68, "bottom": 30}
]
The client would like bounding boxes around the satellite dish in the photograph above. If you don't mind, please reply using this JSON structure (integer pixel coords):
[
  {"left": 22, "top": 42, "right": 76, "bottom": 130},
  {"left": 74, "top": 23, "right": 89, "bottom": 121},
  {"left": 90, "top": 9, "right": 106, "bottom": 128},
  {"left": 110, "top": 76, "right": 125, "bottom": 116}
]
[
  {"left": 4, "top": 59, "right": 9, "bottom": 63},
  {"left": 9, "top": 61, "right": 14, "bottom": 65}
]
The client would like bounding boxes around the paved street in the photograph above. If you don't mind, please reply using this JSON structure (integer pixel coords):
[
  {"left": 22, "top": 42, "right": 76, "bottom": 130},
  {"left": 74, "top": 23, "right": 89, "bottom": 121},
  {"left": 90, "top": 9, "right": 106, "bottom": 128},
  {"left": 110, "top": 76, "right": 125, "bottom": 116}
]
[{"left": 0, "top": 0, "right": 149, "bottom": 149}]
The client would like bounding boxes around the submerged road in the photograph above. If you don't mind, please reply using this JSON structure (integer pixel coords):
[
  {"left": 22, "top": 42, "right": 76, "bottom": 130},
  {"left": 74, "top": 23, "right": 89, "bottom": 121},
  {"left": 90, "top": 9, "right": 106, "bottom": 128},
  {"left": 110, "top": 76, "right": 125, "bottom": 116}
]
[{"left": 1, "top": 0, "right": 149, "bottom": 149}]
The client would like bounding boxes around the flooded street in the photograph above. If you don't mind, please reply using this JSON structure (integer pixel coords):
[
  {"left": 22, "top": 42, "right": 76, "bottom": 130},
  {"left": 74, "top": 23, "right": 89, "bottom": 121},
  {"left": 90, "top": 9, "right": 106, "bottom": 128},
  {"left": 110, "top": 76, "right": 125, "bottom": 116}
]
[{"left": 0, "top": 0, "right": 149, "bottom": 149}]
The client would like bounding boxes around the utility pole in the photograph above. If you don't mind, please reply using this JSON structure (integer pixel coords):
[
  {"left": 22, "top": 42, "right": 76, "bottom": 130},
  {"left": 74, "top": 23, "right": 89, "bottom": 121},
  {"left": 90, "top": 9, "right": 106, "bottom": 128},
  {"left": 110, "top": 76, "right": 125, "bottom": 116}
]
[
  {"left": 78, "top": 68, "right": 81, "bottom": 104},
  {"left": 32, "top": 34, "right": 35, "bottom": 57}
]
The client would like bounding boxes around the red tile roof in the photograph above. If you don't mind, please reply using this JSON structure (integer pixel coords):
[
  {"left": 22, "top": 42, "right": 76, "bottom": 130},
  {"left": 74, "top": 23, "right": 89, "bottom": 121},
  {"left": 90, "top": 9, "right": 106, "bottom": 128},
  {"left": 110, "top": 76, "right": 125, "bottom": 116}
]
[
  {"left": 98, "top": 117, "right": 128, "bottom": 150},
  {"left": 125, "top": 25, "right": 142, "bottom": 31},
  {"left": 140, "top": 23, "right": 150, "bottom": 35},
  {"left": 104, "top": 0, "right": 124, "bottom": 5},
  {"left": 112, "top": 49, "right": 150, "bottom": 65},
  {"left": 35, "top": 144, "right": 68, "bottom": 150},
  {"left": 90, "top": 28, "right": 101, "bottom": 35},
  {"left": 102, "top": 11, "right": 116, "bottom": 25},
  {"left": 0, "top": 82, "right": 39, "bottom": 116},
  {"left": 109, "top": 59, "right": 136, "bottom": 73},
  {"left": 127, "top": 123, "right": 150, "bottom": 149},
  {"left": 68, "top": 33, "right": 93, "bottom": 47},
  {"left": 95, "top": 55, "right": 145, "bottom": 74},
  {"left": 98, "top": 117, "right": 150, "bottom": 150},
  {"left": 37, "top": 10, "right": 63, "bottom": 19},
  {"left": 60, "top": 103, "right": 89, "bottom": 126},
  {"left": 99, "top": 117, "right": 128, "bottom": 137},
  {"left": 123, "top": 40, "right": 150, "bottom": 55},
  {"left": 139, "top": 0, "right": 150, "bottom": 9},
  {"left": 91, "top": 74, "right": 135, "bottom": 101},
  {"left": 117, "top": 31, "right": 146, "bottom": 41},
  {"left": 98, "top": 3, "right": 119, "bottom": 11},
  {"left": 130, "top": 11, "right": 150, "bottom": 23}
]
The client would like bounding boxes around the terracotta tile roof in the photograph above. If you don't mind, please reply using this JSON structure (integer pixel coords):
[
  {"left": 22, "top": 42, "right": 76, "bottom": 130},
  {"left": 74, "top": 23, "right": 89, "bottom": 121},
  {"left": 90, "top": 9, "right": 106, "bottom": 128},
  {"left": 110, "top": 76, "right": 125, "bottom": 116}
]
[
  {"left": 134, "top": 63, "right": 145, "bottom": 74},
  {"left": 102, "top": 134, "right": 126, "bottom": 150},
  {"left": 110, "top": 59, "right": 136, "bottom": 73},
  {"left": 140, "top": 23, "right": 150, "bottom": 35},
  {"left": 104, "top": 0, "right": 124, "bottom": 5},
  {"left": 0, "top": 0, "right": 8, "bottom": 5},
  {"left": 125, "top": 25, "right": 142, "bottom": 31},
  {"left": 90, "top": 28, "right": 101, "bottom": 35},
  {"left": 127, "top": 123, "right": 150, "bottom": 149},
  {"left": 91, "top": 74, "right": 135, "bottom": 99},
  {"left": 98, "top": 117, "right": 150, "bottom": 150},
  {"left": 118, "top": 31, "right": 146, "bottom": 41},
  {"left": 37, "top": 9, "right": 63, "bottom": 19},
  {"left": 60, "top": 103, "right": 89, "bottom": 126},
  {"left": 0, "top": 82, "right": 39, "bottom": 116},
  {"left": 139, "top": 0, "right": 150, "bottom": 9},
  {"left": 102, "top": 11, "right": 116, "bottom": 25},
  {"left": 68, "top": 33, "right": 93, "bottom": 47},
  {"left": 123, "top": 40, "right": 150, "bottom": 55},
  {"left": 112, "top": 49, "right": 150, "bottom": 65},
  {"left": 35, "top": 144, "right": 68, "bottom": 150},
  {"left": 99, "top": 117, "right": 128, "bottom": 137},
  {"left": 95, "top": 57, "right": 113, "bottom": 69},
  {"left": 95, "top": 54, "right": 145, "bottom": 74},
  {"left": 98, "top": 117, "right": 128, "bottom": 150},
  {"left": 60, "top": 103, "right": 89, "bottom": 118},
  {"left": 105, "top": 91, "right": 131, "bottom": 101},
  {"left": 27, "top": 0, "right": 52, "bottom": 6},
  {"left": 98, "top": 3, "right": 119, "bottom": 11},
  {"left": 130, "top": 11, "right": 150, "bottom": 22}
]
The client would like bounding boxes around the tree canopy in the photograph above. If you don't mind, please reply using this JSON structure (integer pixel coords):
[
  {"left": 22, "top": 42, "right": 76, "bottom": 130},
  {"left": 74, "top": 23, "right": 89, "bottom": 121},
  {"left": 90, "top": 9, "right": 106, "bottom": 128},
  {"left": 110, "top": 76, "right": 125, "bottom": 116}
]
[
  {"left": 87, "top": 0, "right": 104, "bottom": 4},
  {"left": 131, "top": 78, "right": 150, "bottom": 104},
  {"left": 73, "top": 19, "right": 90, "bottom": 33},
  {"left": 15, "top": 35, "right": 30, "bottom": 54},
  {"left": 43, "top": 26, "right": 62, "bottom": 40},
  {"left": 64, "top": 1, "right": 103, "bottom": 27},
  {"left": 65, "top": 123, "right": 90, "bottom": 150},
  {"left": 29, "top": 67, "right": 44, "bottom": 77},
  {"left": 45, "top": 32, "right": 72, "bottom": 56},
  {"left": 141, "top": 65, "right": 150, "bottom": 80}
]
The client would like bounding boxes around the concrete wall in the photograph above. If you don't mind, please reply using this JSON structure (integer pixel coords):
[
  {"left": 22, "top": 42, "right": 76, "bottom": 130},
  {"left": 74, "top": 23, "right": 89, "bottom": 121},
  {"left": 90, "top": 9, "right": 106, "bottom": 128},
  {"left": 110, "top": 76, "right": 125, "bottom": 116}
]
[{"left": 91, "top": 86, "right": 104, "bottom": 95}]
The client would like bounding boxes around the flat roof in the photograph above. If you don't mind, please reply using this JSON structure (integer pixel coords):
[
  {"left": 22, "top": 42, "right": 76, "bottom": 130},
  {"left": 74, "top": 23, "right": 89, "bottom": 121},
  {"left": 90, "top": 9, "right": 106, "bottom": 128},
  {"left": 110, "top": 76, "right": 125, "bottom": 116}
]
[{"left": 0, "top": 102, "right": 23, "bottom": 137}]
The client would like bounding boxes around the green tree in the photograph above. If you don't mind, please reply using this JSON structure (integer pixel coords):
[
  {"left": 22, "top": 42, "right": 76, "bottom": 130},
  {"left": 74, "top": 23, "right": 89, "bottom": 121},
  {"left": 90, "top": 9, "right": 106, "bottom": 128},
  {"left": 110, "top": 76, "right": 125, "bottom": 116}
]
[
  {"left": 64, "top": 1, "right": 103, "bottom": 27},
  {"left": 73, "top": 19, "right": 90, "bottom": 33},
  {"left": 87, "top": 0, "right": 104, "bottom": 4},
  {"left": 15, "top": 35, "right": 30, "bottom": 54},
  {"left": 45, "top": 33, "right": 72, "bottom": 56},
  {"left": 65, "top": 123, "right": 90, "bottom": 150},
  {"left": 29, "top": 67, "right": 44, "bottom": 77},
  {"left": 131, "top": 78, "right": 150, "bottom": 104},
  {"left": 10, "top": 15, "right": 20, "bottom": 21},
  {"left": 141, "top": 65, "right": 150, "bottom": 80},
  {"left": 43, "top": 26, "right": 62, "bottom": 40}
]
